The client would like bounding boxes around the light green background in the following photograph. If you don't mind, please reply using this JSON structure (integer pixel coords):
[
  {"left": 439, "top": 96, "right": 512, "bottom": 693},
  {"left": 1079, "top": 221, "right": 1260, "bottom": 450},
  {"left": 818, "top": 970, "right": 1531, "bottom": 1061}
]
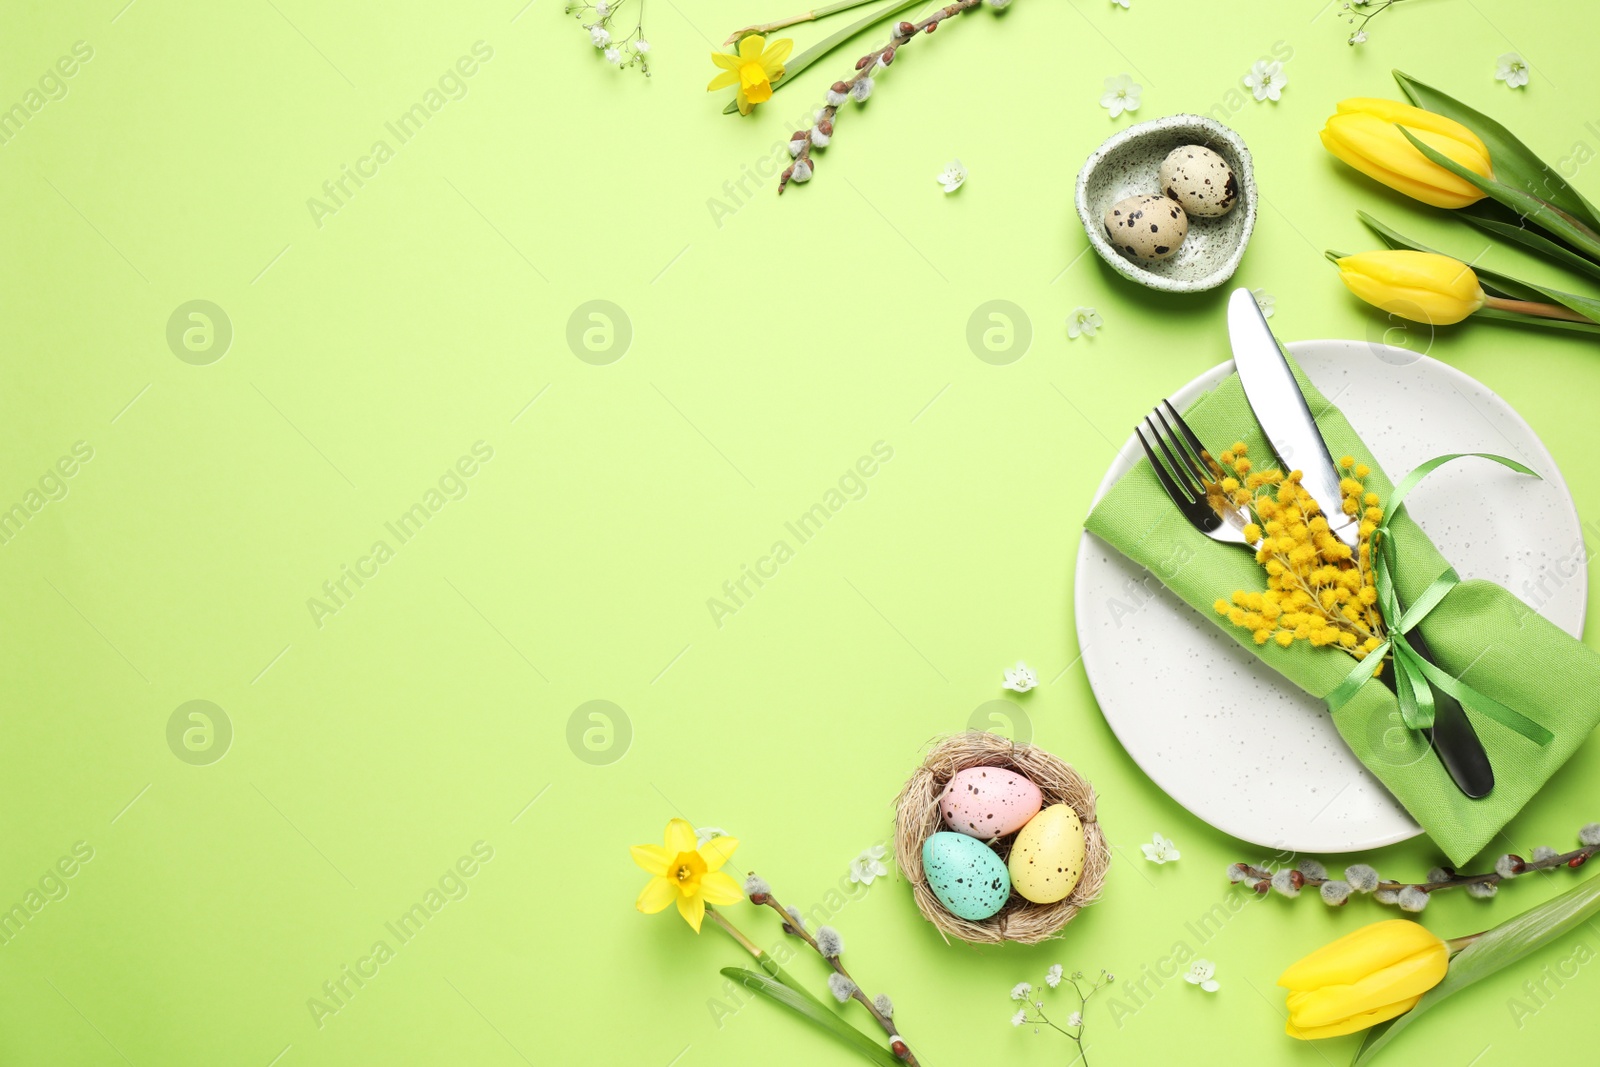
[{"left": 4, "top": 1, "right": 1599, "bottom": 1064}]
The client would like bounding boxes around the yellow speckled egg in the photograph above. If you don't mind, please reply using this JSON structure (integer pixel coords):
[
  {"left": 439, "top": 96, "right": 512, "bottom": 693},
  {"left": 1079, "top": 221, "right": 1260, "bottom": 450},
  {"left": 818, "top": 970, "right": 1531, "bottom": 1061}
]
[{"left": 1008, "top": 804, "right": 1086, "bottom": 904}]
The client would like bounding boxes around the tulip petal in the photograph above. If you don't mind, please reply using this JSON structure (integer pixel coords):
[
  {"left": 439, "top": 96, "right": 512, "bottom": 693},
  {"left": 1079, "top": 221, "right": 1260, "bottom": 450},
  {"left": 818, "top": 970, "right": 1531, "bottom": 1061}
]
[
  {"left": 1336, "top": 98, "right": 1489, "bottom": 159},
  {"left": 700, "top": 870, "right": 745, "bottom": 905},
  {"left": 664, "top": 819, "right": 697, "bottom": 855},
  {"left": 1321, "top": 115, "right": 1488, "bottom": 209},
  {"left": 1279, "top": 920, "right": 1447, "bottom": 990},
  {"left": 1286, "top": 995, "right": 1423, "bottom": 1040},
  {"left": 631, "top": 844, "right": 672, "bottom": 875},
  {"left": 1284, "top": 948, "right": 1447, "bottom": 1029},
  {"left": 677, "top": 892, "right": 706, "bottom": 931},
  {"left": 637, "top": 876, "right": 677, "bottom": 914},
  {"left": 698, "top": 835, "right": 739, "bottom": 871}
]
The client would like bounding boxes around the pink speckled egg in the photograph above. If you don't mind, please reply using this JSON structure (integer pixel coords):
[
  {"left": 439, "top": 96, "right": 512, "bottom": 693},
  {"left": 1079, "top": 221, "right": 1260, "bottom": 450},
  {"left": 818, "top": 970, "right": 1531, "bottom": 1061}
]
[{"left": 939, "top": 766, "right": 1042, "bottom": 839}]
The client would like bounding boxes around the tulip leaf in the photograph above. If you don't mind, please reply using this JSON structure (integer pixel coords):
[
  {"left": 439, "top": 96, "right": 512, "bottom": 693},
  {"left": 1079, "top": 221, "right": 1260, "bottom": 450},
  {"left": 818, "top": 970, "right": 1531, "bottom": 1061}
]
[
  {"left": 1471, "top": 307, "right": 1600, "bottom": 335},
  {"left": 1397, "top": 127, "right": 1600, "bottom": 263},
  {"left": 1393, "top": 70, "right": 1600, "bottom": 233},
  {"left": 1457, "top": 201, "right": 1600, "bottom": 284},
  {"left": 1355, "top": 211, "right": 1600, "bottom": 325},
  {"left": 721, "top": 968, "right": 903, "bottom": 1067},
  {"left": 1353, "top": 873, "right": 1600, "bottom": 1065},
  {"left": 721, "top": 0, "right": 925, "bottom": 114}
]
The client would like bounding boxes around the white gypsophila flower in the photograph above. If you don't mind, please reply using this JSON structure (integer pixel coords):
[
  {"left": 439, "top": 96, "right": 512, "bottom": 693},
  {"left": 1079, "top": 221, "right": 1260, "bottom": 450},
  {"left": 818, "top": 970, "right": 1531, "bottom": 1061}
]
[
  {"left": 1067, "top": 1011, "right": 1083, "bottom": 1027},
  {"left": 1011, "top": 1008, "right": 1028, "bottom": 1027},
  {"left": 604, "top": 47, "right": 621, "bottom": 63},
  {"left": 1142, "top": 833, "right": 1180, "bottom": 864},
  {"left": 1298, "top": 859, "right": 1326, "bottom": 880},
  {"left": 1374, "top": 888, "right": 1399, "bottom": 905},
  {"left": 595, "top": 0, "right": 610, "bottom": 15},
  {"left": 1067, "top": 306, "right": 1103, "bottom": 340},
  {"left": 589, "top": 24, "right": 611, "bottom": 46},
  {"left": 1100, "top": 73, "right": 1141, "bottom": 118},
  {"left": 1466, "top": 880, "right": 1498, "bottom": 899},
  {"left": 1349, "top": 30, "right": 1368, "bottom": 46},
  {"left": 1533, "top": 846, "right": 1559, "bottom": 863},
  {"left": 851, "top": 77, "right": 874, "bottom": 102},
  {"left": 744, "top": 873, "right": 771, "bottom": 897},
  {"left": 1583, "top": 823, "right": 1600, "bottom": 847},
  {"left": 1045, "top": 964, "right": 1063, "bottom": 989},
  {"left": 1252, "top": 289, "right": 1276, "bottom": 318},
  {"left": 1321, "top": 880, "right": 1352, "bottom": 905},
  {"left": 1398, "top": 886, "right": 1429, "bottom": 912},
  {"left": 1184, "top": 959, "right": 1220, "bottom": 992},
  {"left": 874, "top": 993, "right": 894, "bottom": 1018},
  {"left": 1002, "top": 659, "right": 1036, "bottom": 691},
  {"left": 696, "top": 827, "right": 726, "bottom": 846},
  {"left": 1244, "top": 59, "right": 1287, "bottom": 103},
  {"left": 1495, "top": 854, "right": 1523, "bottom": 879},
  {"left": 1226, "top": 863, "right": 1252, "bottom": 884},
  {"left": 1496, "top": 52, "right": 1530, "bottom": 89},
  {"left": 1271, "top": 869, "right": 1301, "bottom": 897},
  {"left": 817, "top": 925, "right": 844, "bottom": 958},
  {"left": 936, "top": 158, "right": 968, "bottom": 194},
  {"left": 850, "top": 844, "right": 889, "bottom": 885},
  {"left": 636, "top": 38, "right": 651, "bottom": 53},
  {"left": 1010, "top": 982, "right": 1032, "bottom": 1001},
  {"left": 1345, "top": 864, "right": 1379, "bottom": 893},
  {"left": 1111, "top": 0, "right": 1129, "bottom": 7},
  {"left": 829, "top": 973, "right": 858, "bottom": 1002},
  {"left": 811, "top": 126, "right": 831, "bottom": 148}
]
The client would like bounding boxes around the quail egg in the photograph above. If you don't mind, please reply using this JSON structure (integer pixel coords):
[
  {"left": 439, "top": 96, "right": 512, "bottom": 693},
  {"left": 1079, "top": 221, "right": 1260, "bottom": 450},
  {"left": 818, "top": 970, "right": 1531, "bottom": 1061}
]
[
  {"left": 1159, "top": 145, "right": 1238, "bottom": 218},
  {"left": 1103, "top": 193, "right": 1188, "bottom": 261}
]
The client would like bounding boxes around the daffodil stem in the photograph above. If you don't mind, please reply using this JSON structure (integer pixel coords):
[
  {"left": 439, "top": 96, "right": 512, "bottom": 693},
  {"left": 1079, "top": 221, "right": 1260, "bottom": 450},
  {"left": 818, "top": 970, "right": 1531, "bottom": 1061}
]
[
  {"left": 706, "top": 906, "right": 762, "bottom": 956},
  {"left": 780, "top": 0, "right": 986, "bottom": 194},
  {"left": 751, "top": 890, "right": 919, "bottom": 1064},
  {"left": 1483, "top": 295, "right": 1598, "bottom": 324},
  {"left": 707, "top": 906, "right": 832, "bottom": 1011},
  {"left": 723, "top": 0, "right": 882, "bottom": 45}
]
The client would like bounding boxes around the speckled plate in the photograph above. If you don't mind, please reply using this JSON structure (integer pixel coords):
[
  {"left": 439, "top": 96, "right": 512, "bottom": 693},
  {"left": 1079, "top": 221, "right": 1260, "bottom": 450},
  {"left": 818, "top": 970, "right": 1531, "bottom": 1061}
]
[{"left": 1076, "top": 340, "right": 1586, "bottom": 855}]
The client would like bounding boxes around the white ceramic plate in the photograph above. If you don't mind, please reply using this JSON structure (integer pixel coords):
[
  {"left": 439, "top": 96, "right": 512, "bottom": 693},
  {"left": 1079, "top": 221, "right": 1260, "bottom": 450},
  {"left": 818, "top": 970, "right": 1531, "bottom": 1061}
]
[{"left": 1076, "top": 340, "right": 1586, "bottom": 854}]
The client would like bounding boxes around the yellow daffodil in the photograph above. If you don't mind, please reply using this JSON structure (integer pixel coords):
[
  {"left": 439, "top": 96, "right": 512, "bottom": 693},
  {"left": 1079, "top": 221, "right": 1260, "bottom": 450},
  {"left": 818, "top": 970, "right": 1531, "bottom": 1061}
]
[
  {"left": 1335, "top": 250, "right": 1486, "bottom": 325},
  {"left": 631, "top": 818, "right": 743, "bottom": 932},
  {"left": 1320, "top": 98, "right": 1493, "bottom": 209},
  {"left": 707, "top": 35, "right": 792, "bottom": 115},
  {"left": 1279, "top": 920, "right": 1449, "bottom": 1039}
]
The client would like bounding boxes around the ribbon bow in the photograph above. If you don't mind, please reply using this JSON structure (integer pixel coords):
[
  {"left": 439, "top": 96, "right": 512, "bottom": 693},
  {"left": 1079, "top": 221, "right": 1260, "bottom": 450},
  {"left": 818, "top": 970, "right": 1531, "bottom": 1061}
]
[{"left": 1326, "top": 452, "right": 1553, "bottom": 746}]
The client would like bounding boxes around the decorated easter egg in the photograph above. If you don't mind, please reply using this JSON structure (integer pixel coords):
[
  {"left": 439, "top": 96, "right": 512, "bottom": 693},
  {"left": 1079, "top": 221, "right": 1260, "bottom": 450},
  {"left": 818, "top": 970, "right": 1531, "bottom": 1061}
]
[
  {"left": 1159, "top": 144, "right": 1238, "bottom": 218},
  {"left": 922, "top": 832, "right": 1011, "bottom": 921},
  {"left": 1103, "top": 193, "right": 1188, "bottom": 261},
  {"left": 940, "top": 766, "right": 1043, "bottom": 839},
  {"left": 1008, "top": 805, "right": 1087, "bottom": 905}
]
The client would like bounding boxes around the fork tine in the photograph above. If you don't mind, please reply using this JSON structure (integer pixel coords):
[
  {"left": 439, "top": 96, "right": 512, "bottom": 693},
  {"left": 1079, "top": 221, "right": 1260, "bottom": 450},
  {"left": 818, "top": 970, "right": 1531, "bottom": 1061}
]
[
  {"left": 1149, "top": 417, "right": 1206, "bottom": 501},
  {"left": 1136, "top": 425, "right": 1194, "bottom": 506},
  {"left": 1161, "top": 400, "right": 1217, "bottom": 479},
  {"left": 1155, "top": 405, "right": 1213, "bottom": 490}
]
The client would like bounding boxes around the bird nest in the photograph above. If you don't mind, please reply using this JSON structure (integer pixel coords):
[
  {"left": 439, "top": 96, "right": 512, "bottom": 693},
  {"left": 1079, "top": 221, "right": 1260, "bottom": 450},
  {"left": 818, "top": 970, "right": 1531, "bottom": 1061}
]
[{"left": 894, "top": 731, "right": 1109, "bottom": 944}]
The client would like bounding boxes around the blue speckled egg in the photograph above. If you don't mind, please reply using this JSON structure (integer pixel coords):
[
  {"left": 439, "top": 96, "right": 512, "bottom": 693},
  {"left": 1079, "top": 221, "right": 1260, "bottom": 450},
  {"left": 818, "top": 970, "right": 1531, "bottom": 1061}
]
[{"left": 922, "top": 831, "right": 1010, "bottom": 921}]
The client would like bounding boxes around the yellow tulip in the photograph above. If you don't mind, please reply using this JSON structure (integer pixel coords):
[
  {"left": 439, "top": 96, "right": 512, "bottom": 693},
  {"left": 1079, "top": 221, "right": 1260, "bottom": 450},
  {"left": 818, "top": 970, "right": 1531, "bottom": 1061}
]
[
  {"left": 707, "top": 35, "right": 793, "bottom": 116},
  {"left": 1335, "top": 250, "right": 1486, "bottom": 325},
  {"left": 1321, "top": 98, "right": 1492, "bottom": 209},
  {"left": 631, "top": 818, "right": 743, "bottom": 932},
  {"left": 1279, "top": 919, "right": 1449, "bottom": 1039}
]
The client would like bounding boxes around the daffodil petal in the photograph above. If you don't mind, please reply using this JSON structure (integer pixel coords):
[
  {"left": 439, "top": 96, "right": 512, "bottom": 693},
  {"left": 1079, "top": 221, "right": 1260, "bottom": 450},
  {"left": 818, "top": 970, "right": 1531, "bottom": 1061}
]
[
  {"left": 698, "top": 835, "right": 739, "bottom": 871},
  {"left": 738, "top": 34, "right": 766, "bottom": 62},
  {"left": 677, "top": 892, "right": 706, "bottom": 932},
  {"left": 760, "top": 38, "right": 792, "bottom": 77},
  {"left": 737, "top": 91, "right": 752, "bottom": 116},
  {"left": 707, "top": 70, "right": 739, "bottom": 91},
  {"left": 631, "top": 844, "right": 672, "bottom": 875},
  {"left": 710, "top": 51, "right": 743, "bottom": 70},
  {"left": 636, "top": 876, "right": 676, "bottom": 914},
  {"left": 664, "top": 819, "right": 697, "bottom": 855},
  {"left": 700, "top": 870, "right": 744, "bottom": 905},
  {"left": 743, "top": 78, "right": 773, "bottom": 105}
]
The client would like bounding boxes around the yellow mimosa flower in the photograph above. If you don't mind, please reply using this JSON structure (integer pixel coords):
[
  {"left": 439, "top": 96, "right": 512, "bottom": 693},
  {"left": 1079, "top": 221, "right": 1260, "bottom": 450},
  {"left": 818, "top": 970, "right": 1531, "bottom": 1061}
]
[
  {"left": 631, "top": 818, "right": 743, "bottom": 932},
  {"left": 1320, "top": 98, "right": 1492, "bottom": 209},
  {"left": 1279, "top": 919, "right": 1449, "bottom": 1039},
  {"left": 1335, "top": 250, "right": 1486, "bottom": 325},
  {"left": 707, "top": 35, "right": 793, "bottom": 115}
]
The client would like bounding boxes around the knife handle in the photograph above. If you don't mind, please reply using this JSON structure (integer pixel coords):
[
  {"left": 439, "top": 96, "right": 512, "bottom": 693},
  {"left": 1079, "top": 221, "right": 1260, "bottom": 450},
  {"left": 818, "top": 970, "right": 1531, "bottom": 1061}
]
[{"left": 1405, "top": 627, "right": 1494, "bottom": 799}]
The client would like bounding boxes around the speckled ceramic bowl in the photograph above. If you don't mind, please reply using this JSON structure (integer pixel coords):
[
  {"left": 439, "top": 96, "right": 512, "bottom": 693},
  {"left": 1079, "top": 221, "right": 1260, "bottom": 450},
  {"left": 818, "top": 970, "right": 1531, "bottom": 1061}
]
[{"left": 1075, "top": 114, "right": 1257, "bottom": 293}]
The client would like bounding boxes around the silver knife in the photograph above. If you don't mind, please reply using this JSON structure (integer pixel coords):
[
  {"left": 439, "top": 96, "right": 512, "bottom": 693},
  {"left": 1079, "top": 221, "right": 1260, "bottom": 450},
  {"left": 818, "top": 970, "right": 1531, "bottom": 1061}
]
[{"left": 1226, "top": 288, "right": 1493, "bottom": 798}]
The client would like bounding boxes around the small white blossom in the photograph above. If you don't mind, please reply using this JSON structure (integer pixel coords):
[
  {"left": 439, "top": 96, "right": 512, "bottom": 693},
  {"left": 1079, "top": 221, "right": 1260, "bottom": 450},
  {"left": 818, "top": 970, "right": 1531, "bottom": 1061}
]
[
  {"left": 1067, "top": 1011, "right": 1083, "bottom": 1027},
  {"left": 604, "top": 47, "right": 621, "bottom": 63},
  {"left": 817, "top": 925, "right": 844, "bottom": 958},
  {"left": 1252, "top": 289, "right": 1275, "bottom": 319},
  {"left": 1002, "top": 660, "right": 1036, "bottom": 692},
  {"left": 635, "top": 38, "right": 651, "bottom": 53},
  {"left": 1142, "top": 833, "right": 1180, "bottom": 864},
  {"left": 1067, "top": 306, "right": 1103, "bottom": 339},
  {"left": 1496, "top": 52, "right": 1530, "bottom": 89},
  {"left": 1345, "top": 864, "right": 1380, "bottom": 893},
  {"left": 1348, "top": 30, "right": 1368, "bottom": 45},
  {"left": 828, "top": 973, "right": 858, "bottom": 1002},
  {"left": 1184, "top": 959, "right": 1220, "bottom": 992},
  {"left": 850, "top": 844, "right": 889, "bottom": 886},
  {"left": 1244, "top": 59, "right": 1287, "bottom": 103},
  {"left": 1100, "top": 73, "right": 1141, "bottom": 118},
  {"left": 1398, "top": 886, "right": 1430, "bottom": 912},
  {"left": 1321, "top": 880, "right": 1351, "bottom": 905},
  {"left": 1111, "top": 0, "right": 1129, "bottom": 7},
  {"left": 850, "top": 77, "right": 874, "bottom": 102},
  {"left": 936, "top": 159, "right": 968, "bottom": 194},
  {"left": 589, "top": 24, "right": 611, "bottom": 46},
  {"left": 1045, "top": 965, "right": 1063, "bottom": 988},
  {"left": 1011, "top": 1008, "right": 1028, "bottom": 1026},
  {"left": 595, "top": 1, "right": 611, "bottom": 15},
  {"left": 696, "top": 827, "right": 727, "bottom": 846},
  {"left": 1010, "top": 982, "right": 1032, "bottom": 1001}
]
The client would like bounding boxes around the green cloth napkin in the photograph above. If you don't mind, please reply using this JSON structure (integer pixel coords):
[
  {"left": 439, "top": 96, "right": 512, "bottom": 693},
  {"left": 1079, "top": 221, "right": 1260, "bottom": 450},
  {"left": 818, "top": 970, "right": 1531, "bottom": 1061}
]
[{"left": 1084, "top": 363, "right": 1600, "bottom": 865}]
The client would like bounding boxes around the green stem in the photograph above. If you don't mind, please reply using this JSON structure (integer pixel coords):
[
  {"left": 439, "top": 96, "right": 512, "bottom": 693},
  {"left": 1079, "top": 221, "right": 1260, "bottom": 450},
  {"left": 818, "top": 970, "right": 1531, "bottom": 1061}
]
[
  {"left": 705, "top": 906, "right": 829, "bottom": 1010},
  {"left": 723, "top": 0, "right": 926, "bottom": 114},
  {"left": 724, "top": 0, "right": 886, "bottom": 44},
  {"left": 1484, "top": 295, "right": 1597, "bottom": 324}
]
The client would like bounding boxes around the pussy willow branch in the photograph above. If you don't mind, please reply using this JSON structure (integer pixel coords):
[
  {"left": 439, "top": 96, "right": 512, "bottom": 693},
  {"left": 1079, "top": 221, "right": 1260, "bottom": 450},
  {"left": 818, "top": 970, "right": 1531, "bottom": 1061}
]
[
  {"left": 749, "top": 881, "right": 918, "bottom": 1064},
  {"left": 780, "top": 0, "right": 984, "bottom": 194},
  {"left": 1235, "top": 842, "right": 1597, "bottom": 901}
]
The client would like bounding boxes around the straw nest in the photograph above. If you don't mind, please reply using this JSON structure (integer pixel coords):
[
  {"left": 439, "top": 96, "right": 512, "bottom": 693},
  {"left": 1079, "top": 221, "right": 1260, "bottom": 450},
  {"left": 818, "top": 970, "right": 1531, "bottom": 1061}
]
[{"left": 894, "top": 731, "right": 1109, "bottom": 944}]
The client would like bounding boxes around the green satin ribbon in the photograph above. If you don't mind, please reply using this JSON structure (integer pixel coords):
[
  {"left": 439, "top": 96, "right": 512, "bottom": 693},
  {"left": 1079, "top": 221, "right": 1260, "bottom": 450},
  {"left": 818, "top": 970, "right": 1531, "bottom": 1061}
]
[{"left": 1325, "top": 453, "right": 1555, "bottom": 746}]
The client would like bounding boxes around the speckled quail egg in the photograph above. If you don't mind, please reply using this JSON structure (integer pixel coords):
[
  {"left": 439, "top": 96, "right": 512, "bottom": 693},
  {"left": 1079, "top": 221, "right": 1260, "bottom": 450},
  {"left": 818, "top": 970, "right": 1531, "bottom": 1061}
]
[
  {"left": 1158, "top": 145, "right": 1238, "bottom": 218},
  {"left": 1103, "top": 193, "right": 1188, "bottom": 261}
]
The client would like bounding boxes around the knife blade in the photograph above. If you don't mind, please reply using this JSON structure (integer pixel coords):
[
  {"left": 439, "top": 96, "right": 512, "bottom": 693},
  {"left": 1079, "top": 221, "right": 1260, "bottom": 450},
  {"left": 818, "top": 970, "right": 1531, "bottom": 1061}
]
[{"left": 1226, "top": 288, "right": 1494, "bottom": 799}]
